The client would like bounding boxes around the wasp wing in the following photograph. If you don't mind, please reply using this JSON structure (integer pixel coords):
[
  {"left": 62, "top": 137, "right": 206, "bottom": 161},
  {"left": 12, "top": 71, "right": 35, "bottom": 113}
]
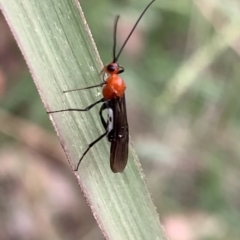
[{"left": 109, "top": 95, "right": 129, "bottom": 173}]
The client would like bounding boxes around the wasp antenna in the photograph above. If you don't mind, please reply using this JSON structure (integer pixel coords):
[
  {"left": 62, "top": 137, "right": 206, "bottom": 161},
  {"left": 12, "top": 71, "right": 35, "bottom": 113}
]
[
  {"left": 114, "top": 0, "right": 155, "bottom": 62},
  {"left": 113, "top": 15, "right": 120, "bottom": 62}
]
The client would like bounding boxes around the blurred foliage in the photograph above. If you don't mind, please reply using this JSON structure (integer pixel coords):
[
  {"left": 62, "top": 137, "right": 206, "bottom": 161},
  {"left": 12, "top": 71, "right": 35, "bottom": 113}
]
[{"left": 0, "top": 0, "right": 240, "bottom": 239}]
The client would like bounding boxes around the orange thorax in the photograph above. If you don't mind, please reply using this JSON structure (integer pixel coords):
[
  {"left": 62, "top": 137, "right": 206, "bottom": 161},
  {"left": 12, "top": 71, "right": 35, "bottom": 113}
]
[{"left": 102, "top": 74, "right": 126, "bottom": 99}]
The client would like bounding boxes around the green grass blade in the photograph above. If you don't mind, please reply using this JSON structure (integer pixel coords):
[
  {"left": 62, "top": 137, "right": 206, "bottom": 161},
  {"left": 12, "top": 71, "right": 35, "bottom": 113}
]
[{"left": 0, "top": 0, "right": 165, "bottom": 239}]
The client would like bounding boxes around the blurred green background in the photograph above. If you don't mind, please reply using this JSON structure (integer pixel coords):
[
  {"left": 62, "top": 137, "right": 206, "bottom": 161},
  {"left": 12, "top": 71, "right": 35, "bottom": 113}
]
[{"left": 0, "top": 0, "right": 240, "bottom": 239}]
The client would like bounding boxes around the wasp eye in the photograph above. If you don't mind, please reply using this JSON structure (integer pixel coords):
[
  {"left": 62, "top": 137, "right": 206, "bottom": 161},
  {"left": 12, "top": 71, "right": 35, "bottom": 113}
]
[{"left": 107, "top": 64, "right": 116, "bottom": 72}]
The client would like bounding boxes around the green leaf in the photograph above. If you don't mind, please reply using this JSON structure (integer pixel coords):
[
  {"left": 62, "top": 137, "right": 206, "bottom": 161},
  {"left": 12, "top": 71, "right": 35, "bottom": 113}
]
[{"left": 1, "top": 0, "right": 165, "bottom": 239}]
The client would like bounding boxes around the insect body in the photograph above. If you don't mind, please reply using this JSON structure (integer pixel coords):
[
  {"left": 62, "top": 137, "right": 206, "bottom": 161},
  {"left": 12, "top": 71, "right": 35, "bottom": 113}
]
[{"left": 47, "top": 0, "right": 155, "bottom": 172}]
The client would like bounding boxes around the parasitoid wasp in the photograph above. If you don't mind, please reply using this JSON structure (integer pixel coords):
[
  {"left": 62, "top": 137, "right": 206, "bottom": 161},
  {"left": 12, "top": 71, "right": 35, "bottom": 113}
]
[{"left": 48, "top": 0, "right": 155, "bottom": 173}]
